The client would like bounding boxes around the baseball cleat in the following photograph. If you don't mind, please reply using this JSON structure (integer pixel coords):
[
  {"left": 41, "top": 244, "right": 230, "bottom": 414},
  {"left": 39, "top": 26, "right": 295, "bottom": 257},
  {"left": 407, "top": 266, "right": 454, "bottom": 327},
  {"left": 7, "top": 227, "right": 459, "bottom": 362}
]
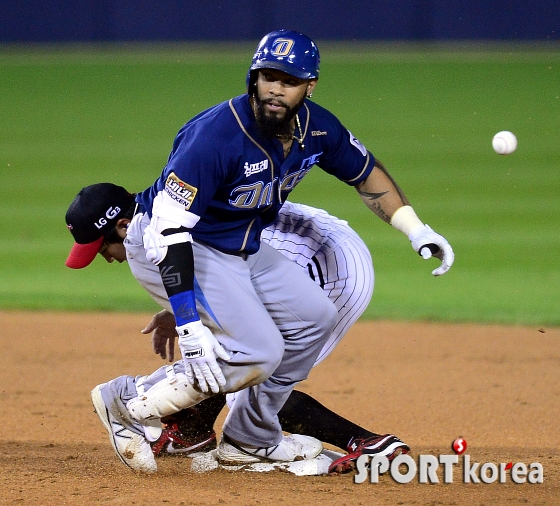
[
  {"left": 328, "top": 434, "right": 410, "bottom": 474},
  {"left": 91, "top": 384, "right": 157, "bottom": 473},
  {"left": 217, "top": 433, "right": 323, "bottom": 465},
  {"left": 151, "top": 423, "right": 217, "bottom": 457}
]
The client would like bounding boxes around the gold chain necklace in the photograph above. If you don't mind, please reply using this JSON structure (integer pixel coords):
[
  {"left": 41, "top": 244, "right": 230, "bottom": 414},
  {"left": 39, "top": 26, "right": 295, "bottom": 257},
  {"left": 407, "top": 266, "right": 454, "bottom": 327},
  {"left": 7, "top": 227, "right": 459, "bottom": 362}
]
[
  {"left": 293, "top": 114, "right": 305, "bottom": 149},
  {"left": 276, "top": 114, "right": 305, "bottom": 150}
]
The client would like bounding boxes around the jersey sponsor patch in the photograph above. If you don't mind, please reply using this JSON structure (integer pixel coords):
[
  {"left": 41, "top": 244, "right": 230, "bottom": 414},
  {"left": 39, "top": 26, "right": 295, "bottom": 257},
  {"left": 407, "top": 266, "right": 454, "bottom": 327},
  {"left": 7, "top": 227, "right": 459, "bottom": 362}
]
[
  {"left": 165, "top": 172, "right": 197, "bottom": 209},
  {"left": 348, "top": 130, "right": 367, "bottom": 156}
]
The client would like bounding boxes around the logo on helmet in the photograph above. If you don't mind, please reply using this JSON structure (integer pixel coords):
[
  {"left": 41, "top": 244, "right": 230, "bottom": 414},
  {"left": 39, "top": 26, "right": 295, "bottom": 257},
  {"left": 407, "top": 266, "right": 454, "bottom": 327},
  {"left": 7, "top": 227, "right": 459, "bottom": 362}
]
[{"left": 271, "top": 38, "right": 295, "bottom": 57}]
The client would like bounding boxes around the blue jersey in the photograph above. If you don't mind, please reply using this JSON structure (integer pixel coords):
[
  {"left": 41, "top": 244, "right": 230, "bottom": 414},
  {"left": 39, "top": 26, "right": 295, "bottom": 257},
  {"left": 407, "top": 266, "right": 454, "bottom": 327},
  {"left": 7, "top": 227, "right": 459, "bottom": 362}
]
[{"left": 136, "top": 94, "right": 375, "bottom": 254}]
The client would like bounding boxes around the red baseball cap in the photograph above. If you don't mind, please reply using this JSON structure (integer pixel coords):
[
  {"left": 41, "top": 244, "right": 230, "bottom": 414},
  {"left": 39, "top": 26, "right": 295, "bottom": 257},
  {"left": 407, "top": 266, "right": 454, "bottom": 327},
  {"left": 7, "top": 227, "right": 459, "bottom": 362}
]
[{"left": 65, "top": 183, "right": 134, "bottom": 269}]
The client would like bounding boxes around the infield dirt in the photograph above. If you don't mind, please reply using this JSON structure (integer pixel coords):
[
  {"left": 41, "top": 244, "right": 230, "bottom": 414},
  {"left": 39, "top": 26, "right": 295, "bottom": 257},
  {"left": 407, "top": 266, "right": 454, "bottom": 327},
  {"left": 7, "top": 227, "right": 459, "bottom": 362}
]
[{"left": 1, "top": 311, "right": 558, "bottom": 505}]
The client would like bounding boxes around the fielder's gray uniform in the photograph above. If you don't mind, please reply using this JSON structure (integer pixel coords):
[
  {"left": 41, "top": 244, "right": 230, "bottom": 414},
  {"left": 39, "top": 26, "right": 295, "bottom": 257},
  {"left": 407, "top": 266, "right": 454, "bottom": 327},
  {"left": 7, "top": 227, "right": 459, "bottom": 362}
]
[
  {"left": 103, "top": 202, "right": 373, "bottom": 445},
  {"left": 105, "top": 236, "right": 335, "bottom": 447}
]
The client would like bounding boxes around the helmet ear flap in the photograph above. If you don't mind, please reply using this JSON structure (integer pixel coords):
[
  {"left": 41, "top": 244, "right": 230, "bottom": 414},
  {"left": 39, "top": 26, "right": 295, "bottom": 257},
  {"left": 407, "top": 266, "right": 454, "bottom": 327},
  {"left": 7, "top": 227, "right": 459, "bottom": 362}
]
[{"left": 246, "top": 69, "right": 258, "bottom": 95}]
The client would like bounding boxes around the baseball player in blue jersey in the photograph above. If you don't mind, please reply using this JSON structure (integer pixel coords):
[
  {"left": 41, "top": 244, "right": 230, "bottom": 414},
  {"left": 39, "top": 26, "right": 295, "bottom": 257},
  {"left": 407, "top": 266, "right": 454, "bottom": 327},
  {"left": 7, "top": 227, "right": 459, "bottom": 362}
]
[{"left": 66, "top": 29, "right": 453, "bottom": 473}]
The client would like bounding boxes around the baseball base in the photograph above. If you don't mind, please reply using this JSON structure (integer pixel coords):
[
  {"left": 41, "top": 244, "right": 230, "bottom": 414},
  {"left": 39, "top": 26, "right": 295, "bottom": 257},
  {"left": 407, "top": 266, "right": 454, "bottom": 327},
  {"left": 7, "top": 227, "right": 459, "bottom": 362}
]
[{"left": 191, "top": 448, "right": 345, "bottom": 476}]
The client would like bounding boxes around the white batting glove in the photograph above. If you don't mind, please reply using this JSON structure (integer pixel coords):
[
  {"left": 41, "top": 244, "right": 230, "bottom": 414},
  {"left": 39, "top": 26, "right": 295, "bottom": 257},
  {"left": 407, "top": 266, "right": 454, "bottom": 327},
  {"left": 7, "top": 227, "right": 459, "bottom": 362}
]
[
  {"left": 176, "top": 320, "right": 230, "bottom": 394},
  {"left": 408, "top": 224, "right": 454, "bottom": 276}
]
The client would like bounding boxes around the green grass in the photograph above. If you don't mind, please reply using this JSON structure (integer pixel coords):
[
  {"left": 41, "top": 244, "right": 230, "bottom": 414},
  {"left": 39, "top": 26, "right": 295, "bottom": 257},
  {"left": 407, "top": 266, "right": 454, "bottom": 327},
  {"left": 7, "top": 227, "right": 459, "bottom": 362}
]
[{"left": 1, "top": 43, "right": 559, "bottom": 325}]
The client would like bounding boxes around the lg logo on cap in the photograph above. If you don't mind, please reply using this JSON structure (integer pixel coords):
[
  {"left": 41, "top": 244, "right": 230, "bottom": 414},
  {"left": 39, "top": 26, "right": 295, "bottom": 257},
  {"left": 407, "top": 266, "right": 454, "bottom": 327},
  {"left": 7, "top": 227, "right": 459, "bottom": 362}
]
[{"left": 94, "top": 206, "right": 121, "bottom": 229}]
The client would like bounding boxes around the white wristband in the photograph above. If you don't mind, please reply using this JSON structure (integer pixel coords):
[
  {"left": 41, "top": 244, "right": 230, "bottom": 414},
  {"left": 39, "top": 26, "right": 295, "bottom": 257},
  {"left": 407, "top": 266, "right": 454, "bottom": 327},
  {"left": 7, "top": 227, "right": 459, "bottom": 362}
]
[{"left": 390, "top": 205, "right": 424, "bottom": 237}]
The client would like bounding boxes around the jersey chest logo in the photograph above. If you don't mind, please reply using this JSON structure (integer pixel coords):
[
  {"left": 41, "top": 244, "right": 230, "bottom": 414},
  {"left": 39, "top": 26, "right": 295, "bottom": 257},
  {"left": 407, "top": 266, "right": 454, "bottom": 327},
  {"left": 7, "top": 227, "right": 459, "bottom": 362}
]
[{"left": 229, "top": 152, "right": 322, "bottom": 209}]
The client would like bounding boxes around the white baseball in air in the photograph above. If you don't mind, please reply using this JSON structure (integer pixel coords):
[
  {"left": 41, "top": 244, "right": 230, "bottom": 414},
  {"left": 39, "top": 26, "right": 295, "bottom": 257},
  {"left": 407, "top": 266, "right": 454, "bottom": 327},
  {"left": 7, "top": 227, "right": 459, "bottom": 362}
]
[{"left": 492, "top": 131, "right": 517, "bottom": 155}]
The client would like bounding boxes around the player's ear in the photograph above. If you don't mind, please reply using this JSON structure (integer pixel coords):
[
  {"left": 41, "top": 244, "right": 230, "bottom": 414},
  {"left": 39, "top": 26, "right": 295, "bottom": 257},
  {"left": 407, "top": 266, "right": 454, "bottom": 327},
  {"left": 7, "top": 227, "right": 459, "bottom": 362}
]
[
  {"left": 306, "top": 79, "right": 318, "bottom": 97},
  {"left": 115, "top": 218, "right": 130, "bottom": 239}
]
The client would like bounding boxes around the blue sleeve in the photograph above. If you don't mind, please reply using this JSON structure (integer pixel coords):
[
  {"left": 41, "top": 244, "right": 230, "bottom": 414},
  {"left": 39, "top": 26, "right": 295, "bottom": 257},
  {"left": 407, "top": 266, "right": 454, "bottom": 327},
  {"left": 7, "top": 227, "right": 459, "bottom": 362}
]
[
  {"left": 163, "top": 122, "right": 226, "bottom": 219},
  {"left": 314, "top": 108, "right": 375, "bottom": 186}
]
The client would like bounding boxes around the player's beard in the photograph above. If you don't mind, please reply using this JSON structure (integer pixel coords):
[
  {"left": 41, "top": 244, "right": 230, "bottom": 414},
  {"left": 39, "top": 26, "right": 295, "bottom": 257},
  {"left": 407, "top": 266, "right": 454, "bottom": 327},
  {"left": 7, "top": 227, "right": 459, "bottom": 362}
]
[{"left": 253, "top": 93, "right": 305, "bottom": 140}]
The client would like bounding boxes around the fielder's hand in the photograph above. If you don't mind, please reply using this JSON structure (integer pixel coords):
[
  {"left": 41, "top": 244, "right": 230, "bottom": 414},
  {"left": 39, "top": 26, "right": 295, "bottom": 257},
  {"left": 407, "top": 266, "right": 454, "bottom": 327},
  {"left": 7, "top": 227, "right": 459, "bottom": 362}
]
[
  {"left": 176, "top": 320, "right": 230, "bottom": 394},
  {"left": 408, "top": 224, "right": 454, "bottom": 276},
  {"left": 141, "top": 309, "right": 177, "bottom": 361}
]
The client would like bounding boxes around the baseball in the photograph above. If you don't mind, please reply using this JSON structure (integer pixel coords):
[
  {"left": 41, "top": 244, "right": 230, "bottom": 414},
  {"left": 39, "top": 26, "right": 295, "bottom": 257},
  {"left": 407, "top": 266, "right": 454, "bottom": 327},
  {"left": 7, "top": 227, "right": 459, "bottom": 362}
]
[{"left": 492, "top": 131, "right": 517, "bottom": 155}]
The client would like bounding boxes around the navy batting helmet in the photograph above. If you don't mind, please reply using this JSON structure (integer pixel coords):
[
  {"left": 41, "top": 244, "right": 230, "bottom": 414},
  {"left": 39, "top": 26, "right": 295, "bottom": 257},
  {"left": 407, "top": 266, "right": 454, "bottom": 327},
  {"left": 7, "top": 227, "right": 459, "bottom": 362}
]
[{"left": 247, "top": 30, "right": 320, "bottom": 94}]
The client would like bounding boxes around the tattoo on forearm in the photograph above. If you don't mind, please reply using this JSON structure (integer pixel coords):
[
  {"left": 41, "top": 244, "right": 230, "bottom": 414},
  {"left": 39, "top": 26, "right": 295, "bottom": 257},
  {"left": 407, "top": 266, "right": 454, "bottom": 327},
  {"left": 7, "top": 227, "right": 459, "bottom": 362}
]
[
  {"left": 370, "top": 201, "right": 392, "bottom": 223},
  {"left": 375, "top": 160, "right": 409, "bottom": 204},
  {"left": 357, "top": 190, "right": 389, "bottom": 201},
  {"left": 357, "top": 189, "right": 392, "bottom": 223},
  {"left": 356, "top": 159, "right": 410, "bottom": 224}
]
